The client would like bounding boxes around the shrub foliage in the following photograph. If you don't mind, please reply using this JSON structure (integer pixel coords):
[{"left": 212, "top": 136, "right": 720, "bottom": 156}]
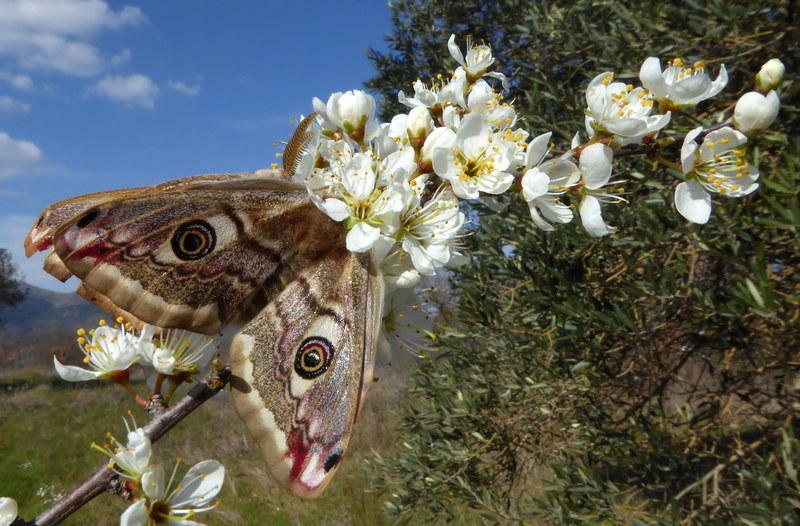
[{"left": 366, "top": 0, "right": 799, "bottom": 522}]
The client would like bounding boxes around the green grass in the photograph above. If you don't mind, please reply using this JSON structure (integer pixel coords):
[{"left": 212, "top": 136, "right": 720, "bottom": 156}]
[{"left": 0, "top": 372, "right": 406, "bottom": 525}]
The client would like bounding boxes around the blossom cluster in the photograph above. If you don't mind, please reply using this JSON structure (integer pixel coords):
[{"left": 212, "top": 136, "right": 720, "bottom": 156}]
[
  {"left": 54, "top": 317, "right": 218, "bottom": 402},
  {"left": 92, "top": 421, "right": 224, "bottom": 526},
  {"left": 291, "top": 36, "right": 782, "bottom": 357}
]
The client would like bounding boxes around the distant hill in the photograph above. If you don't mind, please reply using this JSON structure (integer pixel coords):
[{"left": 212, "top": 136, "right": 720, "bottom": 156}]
[{"left": 0, "top": 283, "right": 103, "bottom": 334}]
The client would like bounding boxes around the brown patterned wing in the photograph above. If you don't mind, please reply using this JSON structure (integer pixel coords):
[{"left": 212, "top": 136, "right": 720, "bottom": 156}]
[
  {"left": 48, "top": 175, "right": 346, "bottom": 334},
  {"left": 230, "top": 248, "right": 383, "bottom": 498},
  {"left": 25, "top": 188, "right": 144, "bottom": 257},
  {"left": 25, "top": 172, "right": 280, "bottom": 258}
]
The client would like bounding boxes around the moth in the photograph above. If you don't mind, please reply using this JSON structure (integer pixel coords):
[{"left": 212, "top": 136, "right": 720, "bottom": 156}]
[{"left": 24, "top": 118, "right": 384, "bottom": 498}]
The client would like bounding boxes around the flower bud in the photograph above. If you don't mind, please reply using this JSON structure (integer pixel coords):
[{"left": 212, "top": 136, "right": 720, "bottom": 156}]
[
  {"left": 326, "top": 90, "right": 377, "bottom": 142},
  {"left": 755, "top": 59, "right": 785, "bottom": 93},
  {"left": 407, "top": 106, "right": 434, "bottom": 151},
  {"left": 0, "top": 497, "right": 18, "bottom": 526},
  {"left": 419, "top": 127, "right": 456, "bottom": 173},
  {"left": 734, "top": 90, "right": 780, "bottom": 134}
]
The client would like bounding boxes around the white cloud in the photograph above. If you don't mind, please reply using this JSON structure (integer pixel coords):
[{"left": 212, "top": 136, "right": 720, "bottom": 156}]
[
  {"left": 0, "top": 131, "right": 44, "bottom": 178},
  {"left": 0, "top": 0, "right": 144, "bottom": 35},
  {"left": 109, "top": 47, "right": 131, "bottom": 67},
  {"left": 0, "top": 71, "right": 33, "bottom": 90},
  {"left": 0, "top": 31, "right": 104, "bottom": 76},
  {"left": 0, "top": 95, "right": 30, "bottom": 113},
  {"left": 0, "top": 0, "right": 145, "bottom": 77},
  {"left": 167, "top": 80, "right": 200, "bottom": 96},
  {"left": 0, "top": 213, "right": 74, "bottom": 292},
  {"left": 91, "top": 73, "right": 159, "bottom": 109}
]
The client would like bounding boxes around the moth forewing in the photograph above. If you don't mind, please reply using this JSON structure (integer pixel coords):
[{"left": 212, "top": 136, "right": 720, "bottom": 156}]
[{"left": 25, "top": 188, "right": 144, "bottom": 257}]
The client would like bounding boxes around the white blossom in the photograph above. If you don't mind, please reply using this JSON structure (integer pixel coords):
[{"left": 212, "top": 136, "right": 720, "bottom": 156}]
[
  {"left": 398, "top": 71, "right": 468, "bottom": 111},
  {"left": 585, "top": 71, "right": 671, "bottom": 144},
  {"left": 94, "top": 427, "right": 152, "bottom": 482},
  {"left": 675, "top": 127, "right": 759, "bottom": 224},
  {"left": 431, "top": 112, "right": 515, "bottom": 199},
  {"left": 391, "top": 185, "right": 465, "bottom": 276},
  {"left": 141, "top": 329, "right": 217, "bottom": 376},
  {"left": 54, "top": 320, "right": 152, "bottom": 382},
  {"left": 309, "top": 152, "right": 405, "bottom": 252},
  {"left": 520, "top": 132, "right": 579, "bottom": 230},
  {"left": 120, "top": 460, "right": 225, "bottom": 526},
  {"left": 467, "top": 79, "right": 518, "bottom": 131},
  {"left": 577, "top": 143, "right": 622, "bottom": 237},
  {"left": 378, "top": 287, "right": 438, "bottom": 359},
  {"left": 447, "top": 34, "right": 509, "bottom": 90},
  {"left": 639, "top": 57, "right": 728, "bottom": 108}
]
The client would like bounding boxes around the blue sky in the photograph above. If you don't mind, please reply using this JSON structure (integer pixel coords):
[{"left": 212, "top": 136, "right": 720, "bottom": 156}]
[{"left": 0, "top": 0, "right": 392, "bottom": 292}]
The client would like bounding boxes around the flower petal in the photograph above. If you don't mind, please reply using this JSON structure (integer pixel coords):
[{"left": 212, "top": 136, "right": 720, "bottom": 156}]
[
  {"left": 346, "top": 223, "right": 381, "bottom": 253},
  {"left": 458, "top": 113, "right": 489, "bottom": 157},
  {"left": 447, "top": 34, "right": 464, "bottom": 67},
  {"left": 484, "top": 71, "right": 509, "bottom": 92},
  {"left": 318, "top": 197, "right": 349, "bottom": 222},
  {"left": 604, "top": 118, "right": 648, "bottom": 138},
  {"left": 675, "top": 180, "right": 711, "bottom": 224},
  {"left": 579, "top": 143, "right": 613, "bottom": 189},
  {"left": 171, "top": 460, "right": 225, "bottom": 509},
  {"left": 525, "top": 132, "right": 552, "bottom": 169},
  {"left": 680, "top": 127, "right": 703, "bottom": 174},
  {"left": 639, "top": 57, "right": 668, "bottom": 99},
  {"left": 670, "top": 74, "right": 712, "bottom": 104},
  {"left": 475, "top": 171, "right": 513, "bottom": 195},
  {"left": 538, "top": 196, "right": 574, "bottom": 225},
  {"left": 119, "top": 500, "right": 147, "bottom": 526},
  {"left": 527, "top": 201, "right": 554, "bottom": 231},
  {"left": 707, "top": 64, "right": 728, "bottom": 99},
  {"left": 141, "top": 464, "right": 166, "bottom": 500},
  {"left": 585, "top": 72, "right": 611, "bottom": 118},
  {"left": 53, "top": 357, "right": 101, "bottom": 382},
  {"left": 404, "top": 240, "right": 449, "bottom": 276},
  {"left": 579, "top": 195, "right": 614, "bottom": 237},
  {"left": 0, "top": 497, "right": 18, "bottom": 526},
  {"left": 521, "top": 168, "right": 549, "bottom": 201}
]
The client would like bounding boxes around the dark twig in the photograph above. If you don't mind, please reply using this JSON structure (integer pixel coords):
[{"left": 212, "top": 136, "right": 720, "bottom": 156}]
[
  {"left": 613, "top": 120, "right": 733, "bottom": 160},
  {"left": 26, "top": 366, "right": 231, "bottom": 526}
]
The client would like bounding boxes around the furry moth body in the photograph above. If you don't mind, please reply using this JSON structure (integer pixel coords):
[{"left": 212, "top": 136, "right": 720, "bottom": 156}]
[{"left": 25, "top": 171, "right": 384, "bottom": 498}]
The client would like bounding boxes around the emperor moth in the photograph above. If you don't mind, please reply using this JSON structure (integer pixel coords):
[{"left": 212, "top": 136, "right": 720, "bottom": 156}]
[{"left": 25, "top": 121, "right": 383, "bottom": 498}]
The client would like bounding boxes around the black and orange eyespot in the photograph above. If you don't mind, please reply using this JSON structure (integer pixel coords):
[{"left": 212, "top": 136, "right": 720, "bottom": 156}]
[
  {"left": 294, "top": 337, "right": 334, "bottom": 380},
  {"left": 171, "top": 221, "right": 216, "bottom": 260}
]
